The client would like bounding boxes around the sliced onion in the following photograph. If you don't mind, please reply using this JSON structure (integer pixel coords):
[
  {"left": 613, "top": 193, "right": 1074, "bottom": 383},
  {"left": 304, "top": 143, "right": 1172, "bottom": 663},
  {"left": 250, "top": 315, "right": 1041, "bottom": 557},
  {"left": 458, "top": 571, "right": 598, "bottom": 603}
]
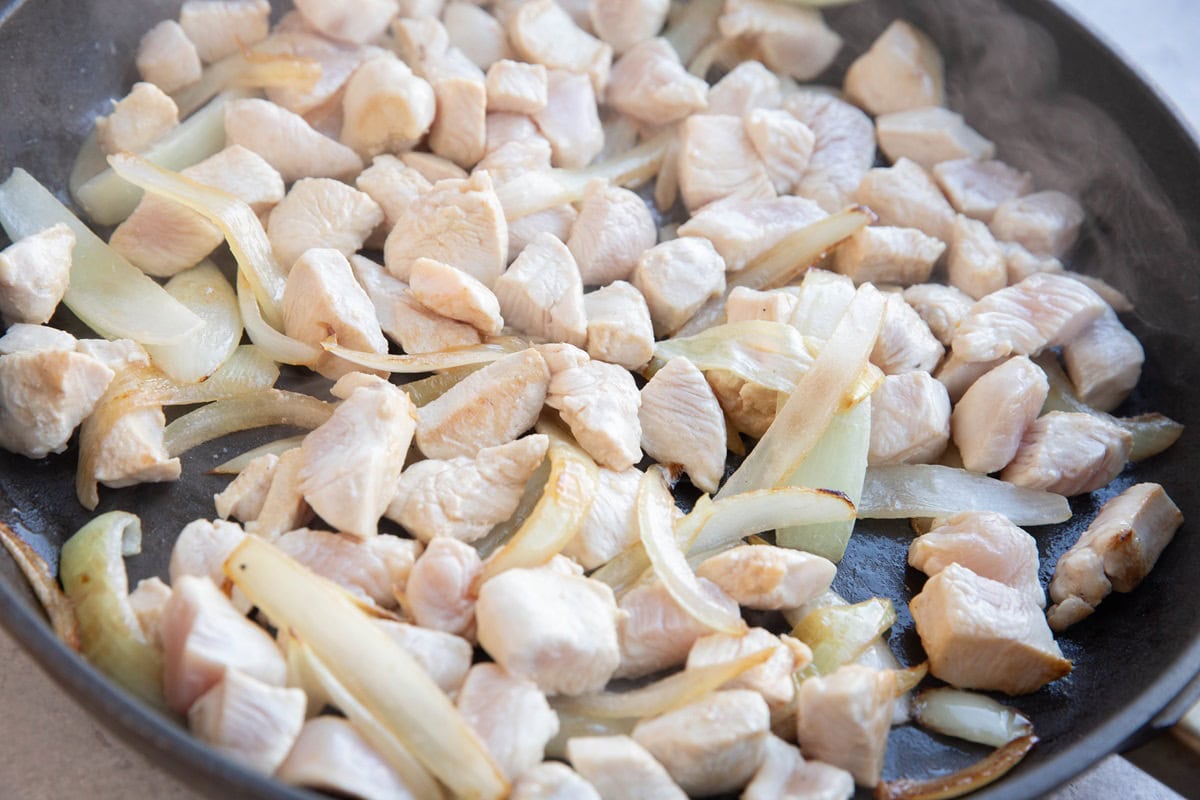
[
  {"left": 0, "top": 520, "right": 80, "bottom": 650},
  {"left": 859, "top": 465, "right": 1071, "bottom": 526},
  {"left": 0, "top": 169, "right": 203, "bottom": 346},
  {"left": 210, "top": 435, "right": 306, "bottom": 475},
  {"left": 685, "top": 486, "right": 856, "bottom": 557},
  {"left": 163, "top": 389, "right": 334, "bottom": 458},
  {"left": 323, "top": 338, "right": 521, "bottom": 373},
  {"left": 875, "top": 735, "right": 1038, "bottom": 800},
  {"left": 173, "top": 51, "right": 321, "bottom": 118},
  {"left": 236, "top": 271, "right": 322, "bottom": 367},
  {"left": 144, "top": 261, "right": 243, "bottom": 383},
  {"left": 402, "top": 364, "right": 486, "bottom": 407},
  {"left": 471, "top": 457, "right": 551, "bottom": 559},
  {"left": 651, "top": 321, "right": 818, "bottom": 393},
  {"left": 791, "top": 597, "right": 897, "bottom": 675},
  {"left": 663, "top": 0, "right": 723, "bottom": 63},
  {"left": 161, "top": 345, "right": 280, "bottom": 405},
  {"left": 913, "top": 688, "right": 1033, "bottom": 748}
]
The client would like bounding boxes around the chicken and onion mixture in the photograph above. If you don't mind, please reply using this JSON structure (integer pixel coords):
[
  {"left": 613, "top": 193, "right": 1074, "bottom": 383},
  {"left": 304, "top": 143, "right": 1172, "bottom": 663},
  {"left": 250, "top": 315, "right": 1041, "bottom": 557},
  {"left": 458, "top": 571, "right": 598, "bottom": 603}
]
[{"left": 0, "top": 0, "right": 1186, "bottom": 799}]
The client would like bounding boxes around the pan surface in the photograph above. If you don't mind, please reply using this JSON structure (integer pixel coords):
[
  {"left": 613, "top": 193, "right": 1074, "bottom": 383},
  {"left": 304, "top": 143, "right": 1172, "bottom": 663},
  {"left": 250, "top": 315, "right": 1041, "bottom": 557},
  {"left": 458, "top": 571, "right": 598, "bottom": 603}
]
[{"left": 2, "top": 1, "right": 1199, "bottom": 798}]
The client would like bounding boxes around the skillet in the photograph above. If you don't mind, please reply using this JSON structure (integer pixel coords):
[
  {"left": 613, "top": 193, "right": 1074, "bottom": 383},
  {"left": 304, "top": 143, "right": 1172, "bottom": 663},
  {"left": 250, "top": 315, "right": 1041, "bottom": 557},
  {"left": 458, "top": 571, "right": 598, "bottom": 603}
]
[{"left": 1, "top": 0, "right": 1199, "bottom": 797}]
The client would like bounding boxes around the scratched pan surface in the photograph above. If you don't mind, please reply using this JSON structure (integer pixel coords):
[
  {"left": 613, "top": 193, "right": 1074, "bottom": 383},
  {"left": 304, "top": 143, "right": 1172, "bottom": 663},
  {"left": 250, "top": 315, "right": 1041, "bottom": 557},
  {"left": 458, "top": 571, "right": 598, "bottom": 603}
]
[{"left": 1, "top": 0, "right": 1200, "bottom": 798}]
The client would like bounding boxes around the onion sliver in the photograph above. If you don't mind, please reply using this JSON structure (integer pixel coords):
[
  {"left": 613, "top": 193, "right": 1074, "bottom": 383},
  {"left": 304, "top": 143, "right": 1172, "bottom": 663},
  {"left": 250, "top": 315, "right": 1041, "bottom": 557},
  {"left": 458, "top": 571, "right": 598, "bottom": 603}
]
[
  {"left": 144, "top": 261, "right": 242, "bottom": 383},
  {"left": 859, "top": 465, "right": 1071, "bottom": 526},
  {"left": 225, "top": 537, "right": 508, "bottom": 800},
  {"left": 163, "top": 390, "right": 334, "bottom": 458},
  {"left": 685, "top": 486, "right": 856, "bottom": 557},
  {"left": 791, "top": 597, "right": 896, "bottom": 675},
  {"left": 323, "top": 338, "right": 519, "bottom": 373},
  {"left": 236, "top": 271, "right": 322, "bottom": 366},
  {"left": 0, "top": 169, "right": 204, "bottom": 346},
  {"left": 875, "top": 735, "right": 1038, "bottom": 800},
  {"left": 913, "top": 688, "right": 1033, "bottom": 748},
  {"left": 161, "top": 345, "right": 280, "bottom": 405},
  {"left": 173, "top": 51, "right": 321, "bottom": 118},
  {"left": 472, "top": 457, "right": 551, "bottom": 559},
  {"left": 210, "top": 435, "right": 306, "bottom": 475},
  {"left": 0, "top": 520, "right": 80, "bottom": 650},
  {"left": 402, "top": 364, "right": 486, "bottom": 407},
  {"left": 652, "top": 321, "right": 817, "bottom": 392},
  {"left": 663, "top": 0, "right": 723, "bottom": 64}
]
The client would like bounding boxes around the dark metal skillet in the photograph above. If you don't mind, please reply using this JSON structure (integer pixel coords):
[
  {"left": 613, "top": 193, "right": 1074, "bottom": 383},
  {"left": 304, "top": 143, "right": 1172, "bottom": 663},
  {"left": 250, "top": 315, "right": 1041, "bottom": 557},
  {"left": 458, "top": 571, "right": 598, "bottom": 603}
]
[{"left": 1, "top": 0, "right": 1199, "bottom": 797}]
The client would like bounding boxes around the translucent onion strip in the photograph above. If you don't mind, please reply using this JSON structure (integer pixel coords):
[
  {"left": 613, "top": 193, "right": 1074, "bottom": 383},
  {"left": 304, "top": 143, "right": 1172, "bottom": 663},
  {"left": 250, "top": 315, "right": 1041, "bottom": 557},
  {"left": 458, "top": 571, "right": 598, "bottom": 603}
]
[
  {"left": 323, "top": 338, "right": 520, "bottom": 374},
  {"left": 859, "top": 465, "right": 1072, "bottom": 526},
  {"left": 685, "top": 486, "right": 857, "bottom": 557},
  {"left": 791, "top": 597, "right": 897, "bottom": 675},
  {"left": 0, "top": 520, "right": 80, "bottom": 650},
  {"left": 236, "top": 271, "right": 321, "bottom": 366},
  {"left": 210, "top": 435, "right": 306, "bottom": 475},
  {"left": 163, "top": 390, "right": 334, "bottom": 458},
  {"left": 471, "top": 457, "right": 551, "bottom": 559},
  {"left": 875, "top": 736, "right": 1038, "bottom": 800},
  {"left": 0, "top": 169, "right": 204, "bottom": 346},
  {"left": 651, "top": 321, "right": 818, "bottom": 393},
  {"left": 173, "top": 50, "right": 321, "bottom": 118},
  {"left": 913, "top": 688, "right": 1034, "bottom": 748},
  {"left": 663, "top": 0, "right": 723, "bottom": 64},
  {"left": 159, "top": 345, "right": 280, "bottom": 405},
  {"left": 402, "top": 364, "right": 486, "bottom": 407},
  {"left": 144, "top": 261, "right": 243, "bottom": 383}
]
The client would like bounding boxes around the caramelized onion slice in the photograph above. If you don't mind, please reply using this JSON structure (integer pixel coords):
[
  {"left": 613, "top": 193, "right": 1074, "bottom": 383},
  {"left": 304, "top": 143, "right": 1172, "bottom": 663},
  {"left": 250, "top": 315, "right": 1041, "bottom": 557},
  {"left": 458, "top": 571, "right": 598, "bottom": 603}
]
[{"left": 874, "top": 735, "right": 1038, "bottom": 800}]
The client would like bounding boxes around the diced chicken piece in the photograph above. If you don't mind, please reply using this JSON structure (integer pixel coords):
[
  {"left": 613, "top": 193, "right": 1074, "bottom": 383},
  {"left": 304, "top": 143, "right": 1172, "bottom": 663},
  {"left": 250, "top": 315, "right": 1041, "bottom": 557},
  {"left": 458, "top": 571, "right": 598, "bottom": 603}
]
[
  {"left": 188, "top": 668, "right": 305, "bottom": 775},
  {"left": 512, "top": 762, "right": 602, "bottom": 800},
  {"left": 833, "top": 226, "right": 944, "bottom": 287},
  {"left": 632, "top": 238, "right": 725, "bottom": 337},
  {"left": 404, "top": 536, "right": 483, "bottom": 637},
  {"left": 243, "top": 448, "right": 312, "bottom": 541},
  {"left": 686, "top": 628, "right": 802, "bottom": 710},
  {"left": 340, "top": 54, "right": 436, "bottom": 158},
  {"left": 356, "top": 154, "right": 432, "bottom": 240},
  {"left": 94, "top": 81, "right": 178, "bottom": 156},
  {"left": 430, "top": 76, "right": 489, "bottom": 169},
  {"left": 508, "top": 0, "right": 612, "bottom": 93},
  {"left": 606, "top": 38, "right": 707, "bottom": 126},
  {"left": 705, "top": 370, "right": 781, "bottom": 441},
  {"left": 486, "top": 60, "right": 548, "bottom": 114},
  {"left": 292, "top": 0, "right": 396, "bottom": 44},
  {"left": 697, "top": 546, "right": 836, "bottom": 610},
  {"left": 678, "top": 114, "right": 775, "bottom": 212},
  {"left": 393, "top": 15, "right": 483, "bottom": 84},
  {"left": 568, "top": 736, "right": 687, "bottom": 800},
  {"left": 633, "top": 690, "right": 769, "bottom": 796},
  {"left": 876, "top": 107, "right": 995, "bottom": 169},
  {"left": 562, "top": 466, "right": 640, "bottom": 570},
  {"left": 639, "top": 357, "right": 727, "bottom": 493},
  {"left": 0, "top": 224, "right": 74, "bottom": 325},
  {"left": 267, "top": 178, "right": 383, "bottom": 271},
  {"left": 180, "top": 0, "right": 270, "bottom": 61},
  {"left": 1062, "top": 308, "right": 1144, "bottom": 413},
  {"left": 509, "top": 205, "right": 580, "bottom": 263},
  {"left": 282, "top": 248, "right": 388, "bottom": 380},
  {"left": 388, "top": 435, "right": 548, "bottom": 542},
  {"left": 277, "top": 717, "right": 417, "bottom": 799},
  {"left": 678, "top": 195, "right": 826, "bottom": 273},
  {"left": 225, "top": 98, "right": 363, "bottom": 182},
  {"left": 0, "top": 323, "right": 77, "bottom": 354},
  {"left": 935, "top": 351, "right": 1004, "bottom": 403},
  {"left": 215, "top": 454, "right": 278, "bottom": 523},
  {"left": 951, "top": 273, "right": 1108, "bottom": 363},
  {"left": 446, "top": 1, "right": 513, "bottom": 70},
  {"left": 871, "top": 293, "right": 944, "bottom": 375},
  {"left": 932, "top": 158, "right": 1033, "bottom": 223},
  {"left": 844, "top": 20, "right": 943, "bottom": 115},
  {"left": 990, "top": 190, "right": 1085, "bottom": 258},
  {"left": 616, "top": 578, "right": 739, "bottom": 679},
  {"left": 783, "top": 90, "right": 876, "bottom": 213},
  {"left": 126, "top": 576, "right": 172, "bottom": 651},
  {"left": 744, "top": 737, "right": 854, "bottom": 800},
  {"left": 910, "top": 511, "right": 1045, "bottom": 608},
  {"left": 476, "top": 566, "right": 621, "bottom": 695},
  {"left": 725, "top": 287, "right": 800, "bottom": 325},
  {"left": 375, "top": 619, "right": 473, "bottom": 694},
  {"left": 589, "top": 0, "right": 668, "bottom": 54},
  {"left": 1067, "top": 275, "right": 1128, "bottom": 311},
  {"left": 256, "top": 28, "right": 372, "bottom": 115},
  {"left": 92, "top": 403, "right": 182, "bottom": 489},
  {"left": 584, "top": 281, "right": 655, "bottom": 370},
  {"left": 161, "top": 575, "right": 287, "bottom": 713},
  {"left": 542, "top": 345, "right": 642, "bottom": 470},
  {"left": 947, "top": 214, "right": 1006, "bottom": 300},
  {"left": 350, "top": 254, "right": 484, "bottom": 353},
  {"left": 857, "top": 158, "right": 955, "bottom": 242},
  {"left": 384, "top": 171, "right": 508, "bottom": 287},
  {"left": 403, "top": 152, "right": 472, "bottom": 183},
  {"left": 136, "top": 20, "right": 202, "bottom": 93},
  {"left": 568, "top": 183, "right": 657, "bottom": 287},
  {"left": 951, "top": 356, "right": 1048, "bottom": 474},
  {"left": 276, "top": 528, "right": 419, "bottom": 609},
  {"left": 532, "top": 70, "right": 605, "bottom": 169},
  {"left": 869, "top": 372, "right": 951, "bottom": 465},
  {"left": 795, "top": 665, "right": 895, "bottom": 787},
  {"left": 719, "top": 0, "right": 842, "bottom": 81},
  {"left": 1000, "top": 411, "right": 1132, "bottom": 496},
  {"left": 76, "top": 338, "right": 150, "bottom": 371},
  {"left": 495, "top": 233, "right": 588, "bottom": 346},
  {"left": 1002, "top": 241, "right": 1064, "bottom": 284},
  {"left": 902, "top": 283, "right": 973, "bottom": 347},
  {"left": 168, "top": 519, "right": 247, "bottom": 612},
  {"left": 478, "top": 137, "right": 555, "bottom": 189},
  {"left": 408, "top": 257, "right": 503, "bottom": 335},
  {"left": 911, "top": 563, "right": 1071, "bottom": 694},
  {"left": 457, "top": 663, "right": 560, "bottom": 780},
  {"left": 744, "top": 109, "right": 815, "bottom": 195},
  {"left": 486, "top": 111, "right": 546, "bottom": 154},
  {"left": 706, "top": 61, "right": 781, "bottom": 117}
]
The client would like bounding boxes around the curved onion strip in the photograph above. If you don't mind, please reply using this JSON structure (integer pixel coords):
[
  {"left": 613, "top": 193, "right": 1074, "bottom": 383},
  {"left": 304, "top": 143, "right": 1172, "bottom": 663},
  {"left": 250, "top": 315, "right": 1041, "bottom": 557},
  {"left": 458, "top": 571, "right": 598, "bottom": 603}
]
[
  {"left": 225, "top": 537, "right": 507, "bottom": 800},
  {"left": 210, "top": 434, "right": 306, "bottom": 475},
  {"left": 0, "top": 169, "right": 204, "bottom": 346},
  {"left": 59, "top": 512, "right": 164, "bottom": 709},
  {"left": 160, "top": 345, "right": 280, "bottom": 405},
  {"left": 109, "top": 153, "right": 289, "bottom": 327},
  {"left": 686, "top": 487, "right": 856, "bottom": 557},
  {"left": 552, "top": 648, "right": 774, "bottom": 719},
  {"left": 859, "top": 465, "right": 1071, "bottom": 526},
  {"left": 173, "top": 51, "right": 321, "bottom": 117},
  {"left": 718, "top": 284, "right": 885, "bottom": 500},
  {"left": 0, "top": 520, "right": 80, "bottom": 650},
  {"left": 663, "top": 0, "right": 722, "bottom": 64},
  {"left": 913, "top": 689, "right": 1033, "bottom": 748},
  {"left": 791, "top": 597, "right": 897, "bottom": 675},
  {"left": 322, "top": 338, "right": 519, "bottom": 373},
  {"left": 68, "top": 129, "right": 108, "bottom": 200},
  {"left": 875, "top": 735, "right": 1038, "bottom": 800},
  {"left": 402, "top": 364, "right": 486, "bottom": 407},
  {"left": 236, "top": 271, "right": 322, "bottom": 366},
  {"left": 145, "top": 261, "right": 243, "bottom": 383},
  {"left": 676, "top": 207, "right": 874, "bottom": 338},
  {"left": 639, "top": 467, "right": 746, "bottom": 635},
  {"left": 471, "top": 458, "right": 551, "bottom": 559},
  {"left": 652, "top": 321, "right": 818, "bottom": 392},
  {"left": 163, "top": 390, "right": 334, "bottom": 458}
]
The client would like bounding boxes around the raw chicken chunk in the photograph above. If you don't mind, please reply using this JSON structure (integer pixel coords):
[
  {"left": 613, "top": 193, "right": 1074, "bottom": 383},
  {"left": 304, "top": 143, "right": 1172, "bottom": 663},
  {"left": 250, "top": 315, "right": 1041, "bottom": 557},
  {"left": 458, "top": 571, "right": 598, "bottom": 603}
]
[
  {"left": 606, "top": 38, "right": 708, "bottom": 127},
  {"left": 224, "top": 98, "right": 363, "bottom": 182},
  {"left": 903, "top": 283, "right": 974, "bottom": 346},
  {"left": 128, "top": 577, "right": 173, "bottom": 648},
  {"left": 277, "top": 717, "right": 416, "bottom": 799},
  {"left": 136, "top": 20, "right": 202, "bottom": 93},
  {"left": 494, "top": 233, "right": 588, "bottom": 346},
  {"left": 951, "top": 356, "right": 1048, "bottom": 474},
  {"left": 639, "top": 357, "right": 727, "bottom": 493},
  {"left": 871, "top": 293, "right": 944, "bottom": 375},
  {"left": 375, "top": 619, "right": 473, "bottom": 694},
  {"left": 910, "top": 511, "right": 1045, "bottom": 608},
  {"left": 350, "top": 255, "right": 484, "bottom": 354},
  {"left": 1062, "top": 307, "right": 1144, "bottom": 412},
  {"left": 487, "top": 60, "right": 549, "bottom": 114},
  {"left": 568, "top": 736, "right": 686, "bottom": 800},
  {"left": 696, "top": 546, "right": 836, "bottom": 610},
  {"left": 430, "top": 76, "right": 489, "bottom": 169},
  {"left": 1000, "top": 411, "right": 1132, "bottom": 496},
  {"left": 584, "top": 281, "right": 655, "bottom": 370},
  {"left": 794, "top": 665, "right": 895, "bottom": 787},
  {"left": 743, "top": 737, "right": 854, "bottom": 800},
  {"left": 567, "top": 182, "right": 657, "bottom": 286},
  {"left": 0, "top": 348, "right": 112, "bottom": 459},
  {"left": 215, "top": 454, "right": 278, "bottom": 523},
  {"left": 990, "top": 190, "right": 1085, "bottom": 258},
  {"left": 257, "top": 28, "right": 374, "bottom": 115},
  {"left": 292, "top": 0, "right": 396, "bottom": 44},
  {"left": 447, "top": 2, "right": 513, "bottom": 70},
  {"left": 678, "top": 195, "right": 826, "bottom": 272},
  {"left": 95, "top": 82, "right": 178, "bottom": 155},
  {"left": 244, "top": 449, "right": 313, "bottom": 541},
  {"left": 276, "top": 528, "right": 419, "bottom": 608},
  {"left": 508, "top": 0, "right": 612, "bottom": 94},
  {"left": 856, "top": 157, "right": 956, "bottom": 242},
  {"left": 876, "top": 107, "right": 995, "bottom": 169},
  {"left": 724, "top": 287, "right": 800, "bottom": 325},
  {"left": 408, "top": 257, "right": 503, "bottom": 335},
  {"left": 512, "top": 762, "right": 601, "bottom": 800},
  {"left": 744, "top": 108, "right": 815, "bottom": 195},
  {"left": 188, "top": 668, "right": 305, "bottom": 775},
  {"left": 616, "top": 578, "right": 739, "bottom": 679},
  {"left": 543, "top": 345, "right": 643, "bottom": 470},
  {"left": 404, "top": 536, "right": 482, "bottom": 637},
  {"left": 843, "top": 20, "right": 944, "bottom": 115},
  {"left": 340, "top": 54, "right": 437, "bottom": 158},
  {"left": 402, "top": 152, "right": 471, "bottom": 182},
  {"left": 457, "top": 663, "right": 560, "bottom": 780},
  {"left": 782, "top": 90, "right": 876, "bottom": 213},
  {"left": 0, "top": 224, "right": 74, "bottom": 325},
  {"left": 910, "top": 563, "right": 1071, "bottom": 694},
  {"left": 718, "top": 0, "right": 842, "bottom": 81},
  {"left": 947, "top": 214, "right": 1006, "bottom": 300},
  {"left": 356, "top": 154, "right": 433, "bottom": 238},
  {"left": 590, "top": 0, "right": 669, "bottom": 54},
  {"left": 509, "top": 205, "right": 580, "bottom": 264},
  {"left": 833, "top": 226, "right": 945, "bottom": 287},
  {"left": 0, "top": 323, "right": 76, "bottom": 354},
  {"left": 180, "top": 0, "right": 270, "bottom": 61},
  {"left": 632, "top": 238, "right": 725, "bottom": 337},
  {"left": 678, "top": 114, "right": 775, "bottom": 212},
  {"left": 686, "top": 628, "right": 803, "bottom": 710},
  {"left": 706, "top": 61, "right": 781, "bottom": 117},
  {"left": 533, "top": 70, "right": 605, "bottom": 169},
  {"left": 267, "top": 179, "right": 383, "bottom": 270},
  {"left": 932, "top": 158, "right": 1033, "bottom": 223},
  {"left": 869, "top": 372, "right": 951, "bottom": 465},
  {"left": 168, "top": 519, "right": 247, "bottom": 607},
  {"left": 562, "top": 466, "right": 641, "bottom": 570}
]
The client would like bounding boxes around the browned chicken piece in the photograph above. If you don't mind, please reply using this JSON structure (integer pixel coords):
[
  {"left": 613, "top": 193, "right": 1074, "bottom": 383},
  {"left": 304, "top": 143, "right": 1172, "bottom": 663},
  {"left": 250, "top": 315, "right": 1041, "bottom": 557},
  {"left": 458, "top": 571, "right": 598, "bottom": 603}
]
[
  {"left": 416, "top": 348, "right": 551, "bottom": 459},
  {"left": 457, "top": 662, "right": 560, "bottom": 781},
  {"left": 402, "top": 152, "right": 472, "bottom": 182},
  {"left": 616, "top": 578, "right": 740, "bottom": 680},
  {"left": 95, "top": 82, "right": 179, "bottom": 156},
  {"left": 225, "top": 98, "right": 363, "bottom": 182},
  {"left": 932, "top": 158, "right": 1033, "bottom": 223},
  {"left": 408, "top": 257, "right": 504, "bottom": 335},
  {"left": 383, "top": 171, "right": 508, "bottom": 288},
  {"left": 719, "top": 0, "right": 842, "bottom": 81},
  {"left": 833, "top": 226, "right": 945, "bottom": 287},
  {"left": 1048, "top": 482, "right": 1182, "bottom": 631},
  {"left": 292, "top": 0, "right": 395, "bottom": 44},
  {"left": 935, "top": 351, "right": 1005, "bottom": 402},
  {"left": 282, "top": 249, "right": 388, "bottom": 380},
  {"left": 476, "top": 565, "right": 621, "bottom": 695},
  {"left": 0, "top": 224, "right": 74, "bottom": 325},
  {"left": 446, "top": 0, "right": 514, "bottom": 69},
  {"left": 387, "top": 435, "right": 549, "bottom": 543},
  {"left": 496, "top": 235, "right": 588, "bottom": 346},
  {"left": 590, "top": 0, "right": 669, "bottom": 54},
  {"left": 188, "top": 668, "right": 306, "bottom": 775},
  {"left": 678, "top": 195, "right": 826, "bottom": 272},
  {"left": 794, "top": 665, "right": 896, "bottom": 787},
  {"left": 639, "top": 357, "right": 727, "bottom": 493},
  {"left": 633, "top": 690, "right": 770, "bottom": 796},
  {"left": 486, "top": 60, "right": 549, "bottom": 114},
  {"left": 168, "top": 519, "right": 248, "bottom": 611},
  {"left": 871, "top": 293, "right": 944, "bottom": 375},
  {"left": 512, "top": 762, "right": 602, "bottom": 800},
  {"left": 990, "top": 190, "right": 1086, "bottom": 258},
  {"left": 951, "top": 356, "right": 1047, "bottom": 474},
  {"left": 902, "top": 284, "right": 974, "bottom": 347},
  {"left": 911, "top": 562, "right": 1071, "bottom": 694},
  {"left": 678, "top": 114, "right": 775, "bottom": 212},
  {"left": 404, "top": 536, "right": 482, "bottom": 637},
  {"left": 876, "top": 107, "right": 995, "bottom": 169},
  {"left": 1001, "top": 410, "right": 1132, "bottom": 496},
  {"left": 686, "top": 628, "right": 807, "bottom": 711},
  {"left": 706, "top": 60, "right": 782, "bottom": 117},
  {"left": 92, "top": 405, "right": 183, "bottom": 490},
  {"left": 844, "top": 20, "right": 943, "bottom": 115},
  {"left": 508, "top": 0, "right": 613, "bottom": 94},
  {"left": 340, "top": 54, "right": 437, "bottom": 159},
  {"left": 910, "top": 511, "right": 1045, "bottom": 608},
  {"left": 244, "top": 448, "right": 312, "bottom": 541},
  {"left": 276, "top": 528, "right": 419, "bottom": 609},
  {"left": 267, "top": 178, "right": 383, "bottom": 271},
  {"left": 375, "top": 619, "right": 473, "bottom": 694},
  {"left": 355, "top": 155, "right": 431, "bottom": 245},
  {"left": 136, "top": 20, "right": 202, "bottom": 93},
  {"left": 869, "top": 372, "right": 951, "bottom": 465},
  {"left": 697, "top": 546, "right": 836, "bottom": 611},
  {"left": 783, "top": 90, "right": 876, "bottom": 213},
  {"left": 562, "top": 465, "right": 641, "bottom": 570},
  {"left": 947, "top": 214, "right": 1006, "bottom": 300},
  {"left": 1003, "top": 241, "right": 1063, "bottom": 284},
  {"left": 606, "top": 38, "right": 708, "bottom": 127},
  {"left": 277, "top": 717, "right": 418, "bottom": 798},
  {"left": 128, "top": 577, "right": 172, "bottom": 648},
  {"left": 180, "top": 0, "right": 270, "bottom": 61},
  {"left": 214, "top": 454, "right": 278, "bottom": 524},
  {"left": 584, "top": 281, "right": 656, "bottom": 370},
  {"left": 856, "top": 157, "right": 956, "bottom": 242},
  {"left": 743, "top": 736, "right": 854, "bottom": 800},
  {"left": 567, "top": 182, "right": 657, "bottom": 286},
  {"left": 950, "top": 272, "right": 1108, "bottom": 363},
  {"left": 429, "top": 76, "right": 490, "bottom": 169},
  {"left": 632, "top": 238, "right": 726, "bottom": 337},
  {"left": 725, "top": 287, "right": 800, "bottom": 324},
  {"left": 533, "top": 70, "right": 605, "bottom": 169},
  {"left": 543, "top": 344, "right": 643, "bottom": 471},
  {"left": 1062, "top": 308, "right": 1144, "bottom": 413},
  {"left": 510, "top": 205, "right": 581, "bottom": 264},
  {"left": 568, "top": 735, "right": 687, "bottom": 800}
]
